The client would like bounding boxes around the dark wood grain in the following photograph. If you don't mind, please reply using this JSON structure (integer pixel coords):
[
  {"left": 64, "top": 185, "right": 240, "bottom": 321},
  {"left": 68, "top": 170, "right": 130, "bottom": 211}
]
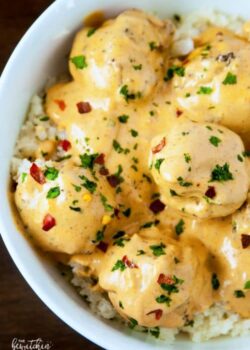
[{"left": 0, "top": 1, "right": 102, "bottom": 349}]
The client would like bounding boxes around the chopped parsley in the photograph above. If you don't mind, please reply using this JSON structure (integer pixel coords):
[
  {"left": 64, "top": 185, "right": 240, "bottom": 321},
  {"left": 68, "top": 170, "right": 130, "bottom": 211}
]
[
  {"left": 39, "top": 116, "right": 49, "bottom": 121},
  {"left": 119, "top": 301, "right": 124, "bottom": 309},
  {"left": 87, "top": 27, "right": 97, "bottom": 37},
  {"left": 170, "top": 189, "right": 178, "bottom": 196},
  {"left": 69, "top": 206, "right": 81, "bottom": 212},
  {"left": 211, "top": 273, "right": 220, "bottom": 290},
  {"left": 164, "top": 65, "right": 185, "bottom": 82},
  {"left": 140, "top": 220, "right": 160, "bottom": 229},
  {"left": 149, "top": 327, "right": 160, "bottom": 339},
  {"left": 118, "top": 114, "right": 129, "bottom": 123},
  {"left": 223, "top": 72, "right": 237, "bottom": 85},
  {"left": 237, "top": 154, "right": 244, "bottom": 162},
  {"left": 21, "top": 173, "right": 27, "bottom": 183},
  {"left": 155, "top": 294, "right": 171, "bottom": 306},
  {"left": 128, "top": 317, "right": 138, "bottom": 329},
  {"left": 175, "top": 219, "right": 185, "bottom": 235},
  {"left": 133, "top": 64, "right": 142, "bottom": 70},
  {"left": 149, "top": 243, "right": 166, "bottom": 257},
  {"left": 197, "top": 86, "right": 213, "bottom": 95},
  {"left": 120, "top": 85, "right": 140, "bottom": 102},
  {"left": 70, "top": 55, "right": 87, "bottom": 69},
  {"left": 210, "top": 163, "right": 233, "bottom": 182},
  {"left": 244, "top": 280, "right": 250, "bottom": 289},
  {"left": 160, "top": 275, "right": 184, "bottom": 295},
  {"left": 113, "top": 231, "right": 125, "bottom": 239},
  {"left": 149, "top": 41, "right": 159, "bottom": 51},
  {"left": 100, "top": 194, "right": 114, "bottom": 212},
  {"left": 79, "top": 153, "right": 98, "bottom": 169},
  {"left": 137, "top": 249, "right": 145, "bottom": 256},
  {"left": 79, "top": 175, "right": 97, "bottom": 193},
  {"left": 72, "top": 184, "right": 81, "bottom": 192},
  {"left": 112, "top": 259, "right": 126, "bottom": 272},
  {"left": 184, "top": 153, "right": 191, "bottom": 163},
  {"left": 177, "top": 176, "right": 192, "bottom": 187},
  {"left": 130, "top": 129, "right": 138, "bottom": 137},
  {"left": 93, "top": 229, "right": 104, "bottom": 243},
  {"left": 44, "top": 167, "right": 59, "bottom": 180},
  {"left": 47, "top": 186, "right": 60, "bottom": 199},
  {"left": 113, "top": 237, "right": 130, "bottom": 247},
  {"left": 123, "top": 208, "right": 131, "bottom": 217},
  {"left": 112, "top": 140, "right": 129, "bottom": 154},
  {"left": 155, "top": 158, "right": 164, "bottom": 173},
  {"left": 209, "top": 136, "right": 221, "bottom": 147},
  {"left": 234, "top": 290, "right": 245, "bottom": 298}
]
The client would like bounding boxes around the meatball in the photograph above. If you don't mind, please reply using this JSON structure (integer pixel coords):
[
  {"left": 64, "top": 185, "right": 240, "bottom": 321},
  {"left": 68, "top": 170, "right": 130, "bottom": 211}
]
[
  {"left": 172, "top": 27, "right": 250, "bottom": 143},
  {"left": 69, "top": 9, "right": 174, "bottom": 100},
  {"left": 15, "top": 160, "right": 115, "bottom": 254},
  {"left": 99, "top": 234, "right": 212, "bottom": 328},
  {"left": 150, "top": 120, "right": 249, "bottom": 218}
]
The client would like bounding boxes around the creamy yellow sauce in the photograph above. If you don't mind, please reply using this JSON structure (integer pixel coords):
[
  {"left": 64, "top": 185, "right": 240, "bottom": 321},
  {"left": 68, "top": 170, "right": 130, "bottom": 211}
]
[{"left": 13, "top": 10, "right": 250, "bottom": 329}]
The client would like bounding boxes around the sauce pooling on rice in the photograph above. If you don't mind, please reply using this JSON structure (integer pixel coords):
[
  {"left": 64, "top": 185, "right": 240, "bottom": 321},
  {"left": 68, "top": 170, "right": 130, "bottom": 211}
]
[{"left": 13, "top": 9, "right": 250, "bottom": 329}]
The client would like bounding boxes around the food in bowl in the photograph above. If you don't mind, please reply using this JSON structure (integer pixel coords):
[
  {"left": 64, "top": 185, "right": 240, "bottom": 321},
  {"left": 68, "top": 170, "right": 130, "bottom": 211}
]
[{"left": 10, "top": 8, "right": 250, "bottom": 342}]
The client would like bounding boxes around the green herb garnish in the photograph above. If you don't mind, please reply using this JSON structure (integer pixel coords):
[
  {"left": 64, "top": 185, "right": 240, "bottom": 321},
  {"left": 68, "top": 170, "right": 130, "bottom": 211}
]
[
  {"left": 47, "top": 186, "right": 60, "bottom": 199},
  {"left": 197, "top": 86, "right": 213, "bottom": 95},
  {"left": 209, "top": 136, "right": 221, "bottom": 147},
  {"left": 223, "top": 72, "right": 237, "bottom": 85},
  {"left": 149, "top": 243, "right": 166, "bottom": 257},
  {"left": 210, "top": 163, "right": 233, "bottom": 182},
  {"left": 70, "top": 55, "right": 87, "bottom": 69},
  {"left": 175, "top": 219, "right": 185, "bottom": 235},
  {"left": 44, "top": 167, "right": 59, "bottom": 180},
  {"left": 211, "top": 273, "right": 220, "bottom": 290}
]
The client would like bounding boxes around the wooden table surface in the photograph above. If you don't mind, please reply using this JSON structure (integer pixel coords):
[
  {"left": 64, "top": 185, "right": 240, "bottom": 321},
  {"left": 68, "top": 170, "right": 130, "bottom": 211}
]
[{"left": 0, "top": 1, "right": 103, "bottom": 349}]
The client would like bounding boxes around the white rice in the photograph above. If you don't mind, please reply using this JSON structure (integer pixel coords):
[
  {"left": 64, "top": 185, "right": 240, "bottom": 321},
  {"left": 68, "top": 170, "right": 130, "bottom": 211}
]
[{"left": 12, "top": 10, "right": 250, "bottom": 343}]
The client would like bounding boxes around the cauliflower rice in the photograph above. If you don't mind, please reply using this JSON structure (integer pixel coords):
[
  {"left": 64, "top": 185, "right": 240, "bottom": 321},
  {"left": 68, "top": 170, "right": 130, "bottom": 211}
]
[{"left": 11, "top": 9, "right": 250, "bottom": 343}]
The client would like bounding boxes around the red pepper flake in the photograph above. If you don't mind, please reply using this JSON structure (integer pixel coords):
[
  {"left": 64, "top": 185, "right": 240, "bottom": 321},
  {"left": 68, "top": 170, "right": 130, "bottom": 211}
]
[
  {"left": 176, "top": 109, "right": 183, "bottom": 117},
  {"left": 205, "top": 186, "right": 216, "bottom": 199},
  {"left": 241, "top": 234, "right": 250, "bottom": 249},
  {"left": 107, "top": 175, "right": 120, "bottom": 188},
  {"left": 30, "top": 163, "right": 46, "bottom": 185},
  {"left": 76, "top": 101, "right": 92, "bottom": 114},
  {"left": 152, "top": 137, "right": 166, "bottom": 154},
  {"left": 58, "top": 139, "right": 71, "bottom": 151},
  {"left": 157, "top": 273, "right": 174, "bottom": 285},
  {"left": 54, "top": 99, "right": 66, "bottom": 111},
  {"left": 146, "top": 309, "right": 163, "bottom": 320},
  {"left": 149, "top": 199, "right": 166, "bottom": 214},
  {"left": 99, "top": 167, "right": 109, "bottom": 176},
  {"left": 42, "top": 214, "right": 56, "bottom": 231},
  {"left": 183, "top": 59, "right": 190, "bottom": 65},
  {"left": 94, "top": 153, "right": 105, "bottom": 165},
  {"left": 122, "top": 255, "right": 138, "bottom": 269},
  {"left": 96, "top": 241, "right": 109, "bottom": 252}
]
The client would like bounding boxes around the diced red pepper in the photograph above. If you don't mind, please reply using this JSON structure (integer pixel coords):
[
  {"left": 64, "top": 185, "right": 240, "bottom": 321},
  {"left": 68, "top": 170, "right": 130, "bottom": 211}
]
[
  {"left": 107, "top": 175, "right": 120, "bottom": 188},
  {"left": 157, "top": 273, "right": 174, "bottom": 285},
  {"left": 241, "top": 234, "right": 250, "bottom": 249},
  {"left": 76, "top": 101, "right": 92, "bottom": 114},
  {"left": 30, "top": 163, "right": 46, "bottom": 184},
  {"left": 176, "top": 109, "right": 183, "bottom": 117},
  {"left": 152, "top": 137, "right": 166, "bottom": 154},
  {"left": 54, "top": 99, "right": 66, "bottom": 111},
  {"left": 146, "top": 309, "right": 163, "bottom": 320},
  {"left": 58, "top": 139, "right": 71, "bottom": 151},
  {"left": 99, "top": 167, "right": 109, "bottom": 176},
  {"left": 122, "top": 255, "right": 138, "bottom": 269},
  {"left": 94, "top": 153, "right": 105, "bottom": 165},
  {"left": 96, "top": 241, "right": 109, "bottom": 252},
  {"left": 149, "top": 199, "right": 166, "bottom": 214},
  {"left": 205, "top": 186, "right": 216, "bottom": 199},
  {"left": 42, "top": 214, "right": 56, "bottom": 231}
]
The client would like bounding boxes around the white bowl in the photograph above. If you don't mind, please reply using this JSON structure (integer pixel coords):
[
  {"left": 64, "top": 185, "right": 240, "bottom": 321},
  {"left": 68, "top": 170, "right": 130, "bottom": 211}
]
[{"left": 1, "top": 0, "right": 250, "bottom": 349}]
